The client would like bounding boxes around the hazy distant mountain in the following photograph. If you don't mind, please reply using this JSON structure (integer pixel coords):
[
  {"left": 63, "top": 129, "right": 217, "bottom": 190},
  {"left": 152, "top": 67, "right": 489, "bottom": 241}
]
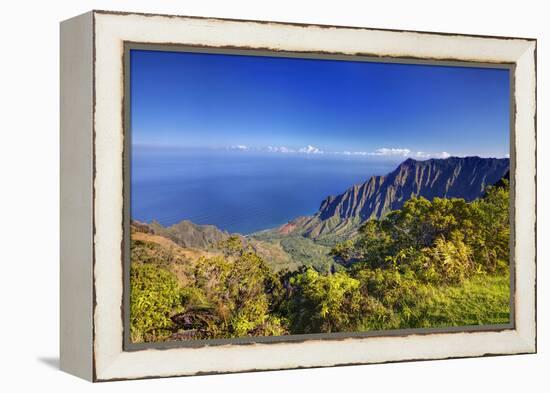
[
  {"left": 275, "top": 156, "right": 510, "bottom": 239},
  {"left": 148, "top": 220, "right": 230, "bottom": 250}
]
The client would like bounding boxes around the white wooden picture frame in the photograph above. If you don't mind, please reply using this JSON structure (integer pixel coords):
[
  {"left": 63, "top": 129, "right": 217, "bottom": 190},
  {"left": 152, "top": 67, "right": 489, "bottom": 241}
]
[{"left": 60, "top": 10, "right": 536, "bottom": 382}]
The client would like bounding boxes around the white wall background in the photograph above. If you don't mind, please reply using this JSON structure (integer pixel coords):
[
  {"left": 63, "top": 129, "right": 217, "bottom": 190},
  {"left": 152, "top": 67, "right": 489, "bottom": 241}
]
[{"left": 0, "top": 0, "right": 546, "bottom": 391}]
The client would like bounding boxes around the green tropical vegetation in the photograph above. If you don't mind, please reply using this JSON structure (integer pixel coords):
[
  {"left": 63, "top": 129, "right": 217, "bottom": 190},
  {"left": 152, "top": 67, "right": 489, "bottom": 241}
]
[{"left": 130, "top": 180, "right": 510, "bottom": 343}]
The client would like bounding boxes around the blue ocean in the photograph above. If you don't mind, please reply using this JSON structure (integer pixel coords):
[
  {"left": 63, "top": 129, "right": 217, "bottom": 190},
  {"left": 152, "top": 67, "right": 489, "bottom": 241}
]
[{"left": 131, "top": 148, "right": 395, "bottom": 235}]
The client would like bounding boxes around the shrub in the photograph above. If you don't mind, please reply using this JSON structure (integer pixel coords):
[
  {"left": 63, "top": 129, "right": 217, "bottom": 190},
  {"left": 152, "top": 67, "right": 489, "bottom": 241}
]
[
  {"left": 189, "top": 238, "right": 288, "bottom": 338},
  {"left": 286, "top": 268, "right": 366, "bottom": 333},
  {"left": 130, "top": 263, "right": 181, "bottom": 343},
  {"left": 423, "top": 232, "right": 474, "bottom": 284}
]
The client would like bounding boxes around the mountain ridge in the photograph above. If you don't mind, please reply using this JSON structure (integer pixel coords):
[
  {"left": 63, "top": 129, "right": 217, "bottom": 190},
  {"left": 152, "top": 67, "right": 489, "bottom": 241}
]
[{"left": 272, "top": 156, "right": 510, "bottom": 239}]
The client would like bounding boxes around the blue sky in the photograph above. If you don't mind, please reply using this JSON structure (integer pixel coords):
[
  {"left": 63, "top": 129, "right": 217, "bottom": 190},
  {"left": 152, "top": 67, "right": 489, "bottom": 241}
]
[{"left": 130, "top": 49, "right": 510, "bottom": 160}]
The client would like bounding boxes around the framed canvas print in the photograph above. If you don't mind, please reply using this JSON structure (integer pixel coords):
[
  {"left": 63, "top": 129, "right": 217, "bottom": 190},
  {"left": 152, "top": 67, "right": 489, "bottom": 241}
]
[{"left": 60, "top": 10, "right": 537, "bottom": 381}]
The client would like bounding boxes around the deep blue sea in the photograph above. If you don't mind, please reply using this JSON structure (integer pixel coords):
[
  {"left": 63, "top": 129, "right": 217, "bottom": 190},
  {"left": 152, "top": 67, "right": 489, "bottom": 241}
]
[{"left": 131, "top": 149, "right": 395, "bottom": 234}]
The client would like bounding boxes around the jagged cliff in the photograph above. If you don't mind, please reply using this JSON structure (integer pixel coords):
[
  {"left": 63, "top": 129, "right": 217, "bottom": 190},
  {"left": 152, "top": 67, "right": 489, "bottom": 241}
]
[{"left": 278, "top": 156, "right": 509, "bottom": 239}]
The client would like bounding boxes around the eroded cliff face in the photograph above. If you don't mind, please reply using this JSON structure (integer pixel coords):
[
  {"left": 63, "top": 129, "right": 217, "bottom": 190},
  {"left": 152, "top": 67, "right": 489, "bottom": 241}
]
[{"left": 281, "top": 157, "right": 509, "bottom": 239}]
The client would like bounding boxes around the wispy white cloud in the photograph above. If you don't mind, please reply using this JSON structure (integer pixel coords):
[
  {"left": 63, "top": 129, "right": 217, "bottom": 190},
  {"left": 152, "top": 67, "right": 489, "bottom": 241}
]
[
  {"left": 413, "top": 151, "right": 451, "bottom": 159},
  {"left": 266, "top": 146, "right": 295, "bottom": 153},
  {"left": 228, "top": 144, "right": 452, "bottom": 160},
  {"left": 298, "top": 145, "right": 323, "bottom": 154},
  {"left": 335, "top": 151, "right": 369, "bottom": 156},
  {"left": 414, "top": 151, "right": 429, "bottom": 158},
  {"left": 230, "top": 145, "right": 249, "bottom": 151},
  {"left": 334, "top": 148, "right": 451, "bottom": 160},
  {"left": 265, "top": 145, "right": 323, "bottom": 154},
  {"left": 368, "top": 148, "right": 411, "bottom": 157}
]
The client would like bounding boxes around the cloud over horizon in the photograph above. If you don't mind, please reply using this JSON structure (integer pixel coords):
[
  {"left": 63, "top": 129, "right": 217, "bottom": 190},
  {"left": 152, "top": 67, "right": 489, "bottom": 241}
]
[
  {"left": 240, "top": 145, "right": 453, "bottom": 160},
  {"left": 230, "top": 145, "right": 249, "bottom": 151},
  {"left": 414, "top": 151, "right": 451, "bottom": 159},
  {"left": 266, "top": 146, "right": 296, "bottom": 153},
  {"left": 369, "top": 148, "right": 411, "bottom": 157},
  {"left": 298, "top": 145, "right": 324, "bottom": 154}
]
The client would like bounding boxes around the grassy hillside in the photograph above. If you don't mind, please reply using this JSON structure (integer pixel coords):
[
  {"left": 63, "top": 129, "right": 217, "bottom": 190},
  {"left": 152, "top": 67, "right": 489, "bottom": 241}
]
[
  {"left": 354, "top": 273, "right": 510, "bottom": 332},
  {"left": 417, "top": 273, "right": 510, "bottom": 327}
]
